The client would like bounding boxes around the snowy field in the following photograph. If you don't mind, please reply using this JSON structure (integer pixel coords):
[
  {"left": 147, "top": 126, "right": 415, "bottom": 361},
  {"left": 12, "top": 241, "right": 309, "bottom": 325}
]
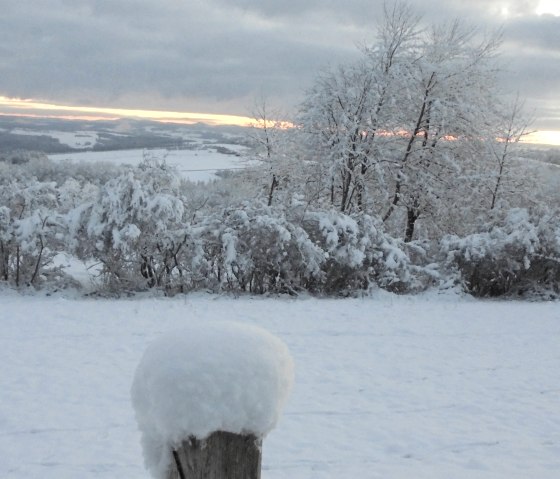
[
  {"left": 1, "top": 292, "right": 559, "bottom": 479},
  {"left": 10, "top": 128, "right": 100, "bottom": 149},
  {"left": 49, "top": 146, "right": 250, "bottom": 182}
]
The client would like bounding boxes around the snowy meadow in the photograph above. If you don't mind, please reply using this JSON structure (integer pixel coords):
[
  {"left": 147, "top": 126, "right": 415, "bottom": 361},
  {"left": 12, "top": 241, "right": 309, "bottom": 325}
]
[
  {"left": 1, "top": 292, "right": 559, "bottom": 478},
  {"left": 3, "top": 6, "right": 560, "bottom": 478},
  {"left": 49, "top": 145, "right": 251, "bottom": 183}
]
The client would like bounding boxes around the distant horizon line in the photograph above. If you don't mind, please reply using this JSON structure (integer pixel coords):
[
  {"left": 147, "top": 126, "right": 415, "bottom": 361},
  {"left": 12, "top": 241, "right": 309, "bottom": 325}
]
[
  {"left": 1, "top": 96, "right": 559, "bottom": 146},
  {"left": 0, "top": 96, "right": 256, "bottom": 127}
]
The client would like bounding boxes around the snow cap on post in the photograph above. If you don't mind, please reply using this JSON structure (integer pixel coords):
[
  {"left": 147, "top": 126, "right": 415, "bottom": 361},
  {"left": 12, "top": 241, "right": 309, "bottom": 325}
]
[{"left": 131, "top": 321, "right": 294, "bottom": 478}]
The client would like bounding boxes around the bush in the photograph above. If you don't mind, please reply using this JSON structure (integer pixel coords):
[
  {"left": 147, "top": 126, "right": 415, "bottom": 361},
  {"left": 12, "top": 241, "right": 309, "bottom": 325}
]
[
  {"left": 68, "top": 161, "right": 192, "bottom": 293},
  {"left": 442, "top": 208, "right": 560, "bottom": 298},
  {"left": 301, "top": 211, "right": 432, "bottom": 294},
  {"left": 197, "top": 204, "right": 324, "bottom": 294},
  {"left": 0, "top": 178, "right": 65, "bottom": 288},
  {"left": 2, "top": 155, "right": 557, "bottom": 299}
]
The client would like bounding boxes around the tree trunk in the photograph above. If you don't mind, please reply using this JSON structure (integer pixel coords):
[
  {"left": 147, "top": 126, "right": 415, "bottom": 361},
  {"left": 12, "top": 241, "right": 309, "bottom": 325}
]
[
  {"left": 404, "top": 206, "right": 419, "bottom": 243},
  {"left": 267, "top": 174, "right": 278, "bottom": 207},
  {"left": 340, "top": 169, "right": 352, "bottom": 213},
  {"left": 30, "top": 235, "right": 44, "bottom": 285},
  {"left": 383, "top": 72, "right": 435, "bottom": 223},
  {"left": 490, "top": 146, "right": 507, "bottom": 210},
  {"left": 0, "top": 242, "right": 8, "bottom": 281},
  {"left": 15, "top": 245, "right": 20, "bottom": 287},
  {"left": 167, "top": 431, "right": 262, "bottom": 479}
]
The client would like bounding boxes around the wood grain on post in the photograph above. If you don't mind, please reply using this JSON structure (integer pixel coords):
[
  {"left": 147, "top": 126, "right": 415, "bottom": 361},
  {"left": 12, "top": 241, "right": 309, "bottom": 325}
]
[{"left": 167, "top": 431, "right": 262, "bottom": 479}]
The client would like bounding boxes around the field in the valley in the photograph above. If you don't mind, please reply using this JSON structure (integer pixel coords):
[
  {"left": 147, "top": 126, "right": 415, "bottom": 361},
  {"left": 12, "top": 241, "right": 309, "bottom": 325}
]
[
  {"left": 49, "top": 145, "right": 251, "bottom": 183},
  {"left": 1, "top": 291, "right": 559, "bottom": 478}
]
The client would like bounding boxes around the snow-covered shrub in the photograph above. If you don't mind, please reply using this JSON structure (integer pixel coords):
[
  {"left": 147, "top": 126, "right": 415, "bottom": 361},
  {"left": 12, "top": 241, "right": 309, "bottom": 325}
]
[
  {"left": 69, "top": 162, "right": 198, "bottom": 293},
  {"left": 302, "top": 211, "right": 369, "bottom": 292},
  {"left": 199, "top": 203, "right": 324, "bottom": 294},
  {"left": 302, "top": 211, "right": 428, "bottom": 293},
  {"left": 358, "top": 214, "right": 437, "bottom": 293},
  {"left": 401, "top": 239, "right": 442, "bottom": 290},
  {"left": 26, "top": 156, "right": 124, "bottom": 187},
  {"left": 57, "top": 178, "right": 99, "bottom": 213},
  {"left": 0, "top": 178, "right": 67, "bottom": 288},
  {"left": 442, "top": 208, "right": 560, "bottom": 297},
  {"left": 0, "top": 150, "right": 48, "bottom": 165}
]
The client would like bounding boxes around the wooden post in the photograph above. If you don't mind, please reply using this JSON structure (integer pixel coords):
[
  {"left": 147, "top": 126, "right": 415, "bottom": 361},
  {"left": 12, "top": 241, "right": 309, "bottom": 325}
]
[
  {"left": 132, "top": 323, "right": 293, "bottom": 479},
  {"left": 167, "top": 431, "right": 262, "bottom": 479}
]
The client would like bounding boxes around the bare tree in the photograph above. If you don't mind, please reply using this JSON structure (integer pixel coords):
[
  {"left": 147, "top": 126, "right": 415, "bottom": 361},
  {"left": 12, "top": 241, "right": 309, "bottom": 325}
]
[
  {"left": 489, "top": 94, "right": 533, "bottom": 210},
  {"left": 248, "top": 96, "right": 293, "bottom": 207}
]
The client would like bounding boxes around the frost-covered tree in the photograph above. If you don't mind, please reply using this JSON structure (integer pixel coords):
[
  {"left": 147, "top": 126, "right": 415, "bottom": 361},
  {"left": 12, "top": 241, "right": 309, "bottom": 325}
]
[
  {"left": 298, "top": 1, "right": 512, "bottom": 242},
  {"left": 246, "top": 97, "right": 303, "bottom": 208},
  {"left": 487, "top": 95, "right": 534, "bottom": 210},
  {"left": 299, "top": 2, "right": 420, "bottom": 215},
  {"left": 381, "top": 20, "right": 502, "bottom": 241},
  {"left": 249, "top": 98, "right": 283, "bottom": 206}
]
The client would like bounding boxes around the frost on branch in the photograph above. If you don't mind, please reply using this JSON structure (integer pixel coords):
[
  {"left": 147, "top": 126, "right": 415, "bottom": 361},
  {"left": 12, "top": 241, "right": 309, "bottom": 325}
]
[{"left": 131, "top": 321, "right": 294, "bottom": 478}]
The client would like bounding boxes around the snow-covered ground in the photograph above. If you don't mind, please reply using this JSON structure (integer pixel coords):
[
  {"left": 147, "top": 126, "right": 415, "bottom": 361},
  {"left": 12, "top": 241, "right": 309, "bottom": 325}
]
[
  {"left": 12, "top": 128, "right": 99, "bottom": 149},
  {"left": 1, "top": 292, "right": 559, "bottom": 479},
  {"left": 49, "top": 147, "right": 251, "bottom": 182}
]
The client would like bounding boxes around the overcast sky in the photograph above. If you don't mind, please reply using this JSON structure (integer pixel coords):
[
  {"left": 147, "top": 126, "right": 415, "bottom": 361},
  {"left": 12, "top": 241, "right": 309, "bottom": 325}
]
[{"left": 0, "top": 0, "right": 559, "bottom": 131}]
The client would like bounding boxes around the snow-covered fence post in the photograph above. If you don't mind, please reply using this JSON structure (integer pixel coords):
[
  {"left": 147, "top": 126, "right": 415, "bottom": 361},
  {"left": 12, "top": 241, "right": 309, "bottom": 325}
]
[{"left": 131, "top": 321, "right": 294, "bottom": 479}]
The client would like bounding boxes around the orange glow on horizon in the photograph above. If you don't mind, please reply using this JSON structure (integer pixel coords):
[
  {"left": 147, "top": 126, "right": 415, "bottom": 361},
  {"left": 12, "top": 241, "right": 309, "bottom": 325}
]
[
  {"left": 0, "top": 96, "right": 256, "bottom": 127},
  {"left": 1, "top": 96, "right": 559, "bottom": 145}
]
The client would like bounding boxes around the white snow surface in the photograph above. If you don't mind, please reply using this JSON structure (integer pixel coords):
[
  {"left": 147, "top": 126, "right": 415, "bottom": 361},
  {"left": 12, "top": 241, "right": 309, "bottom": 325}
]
[
  {"left": 12, "top": 129, "right": 98, "bottom": 148},
  {"left": 48, "top": 147, "right": 250, "bottom": 182},
  {"left": 131, "top": 322, "right": 294, "bottom": 478},
  {"left": 1, "top": 292, "right": 559, "bottom": 478}
]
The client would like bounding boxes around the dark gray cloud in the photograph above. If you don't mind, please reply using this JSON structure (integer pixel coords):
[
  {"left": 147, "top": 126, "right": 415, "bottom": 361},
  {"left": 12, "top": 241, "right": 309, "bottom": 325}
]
[{"left": 0, "top": 0, "right": 558, "bottom": 129}]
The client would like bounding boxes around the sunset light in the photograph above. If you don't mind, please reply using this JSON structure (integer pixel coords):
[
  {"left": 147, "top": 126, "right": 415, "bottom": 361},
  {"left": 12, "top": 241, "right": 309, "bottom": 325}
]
[
  {"left": 0, "top": 96, "right": 255, "bottom": 127},
  {"left": 2, "top": 95, "right": 559, "bottom": 146},
  {"left": 522, "top": 130, "right": 560, "bottom": 146}
]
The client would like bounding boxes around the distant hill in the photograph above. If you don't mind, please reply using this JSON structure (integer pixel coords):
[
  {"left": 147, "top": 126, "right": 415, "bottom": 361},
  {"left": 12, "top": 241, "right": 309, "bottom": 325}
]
[{"left": 0, "top": 116, "right": 250, "bottom": 154}]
